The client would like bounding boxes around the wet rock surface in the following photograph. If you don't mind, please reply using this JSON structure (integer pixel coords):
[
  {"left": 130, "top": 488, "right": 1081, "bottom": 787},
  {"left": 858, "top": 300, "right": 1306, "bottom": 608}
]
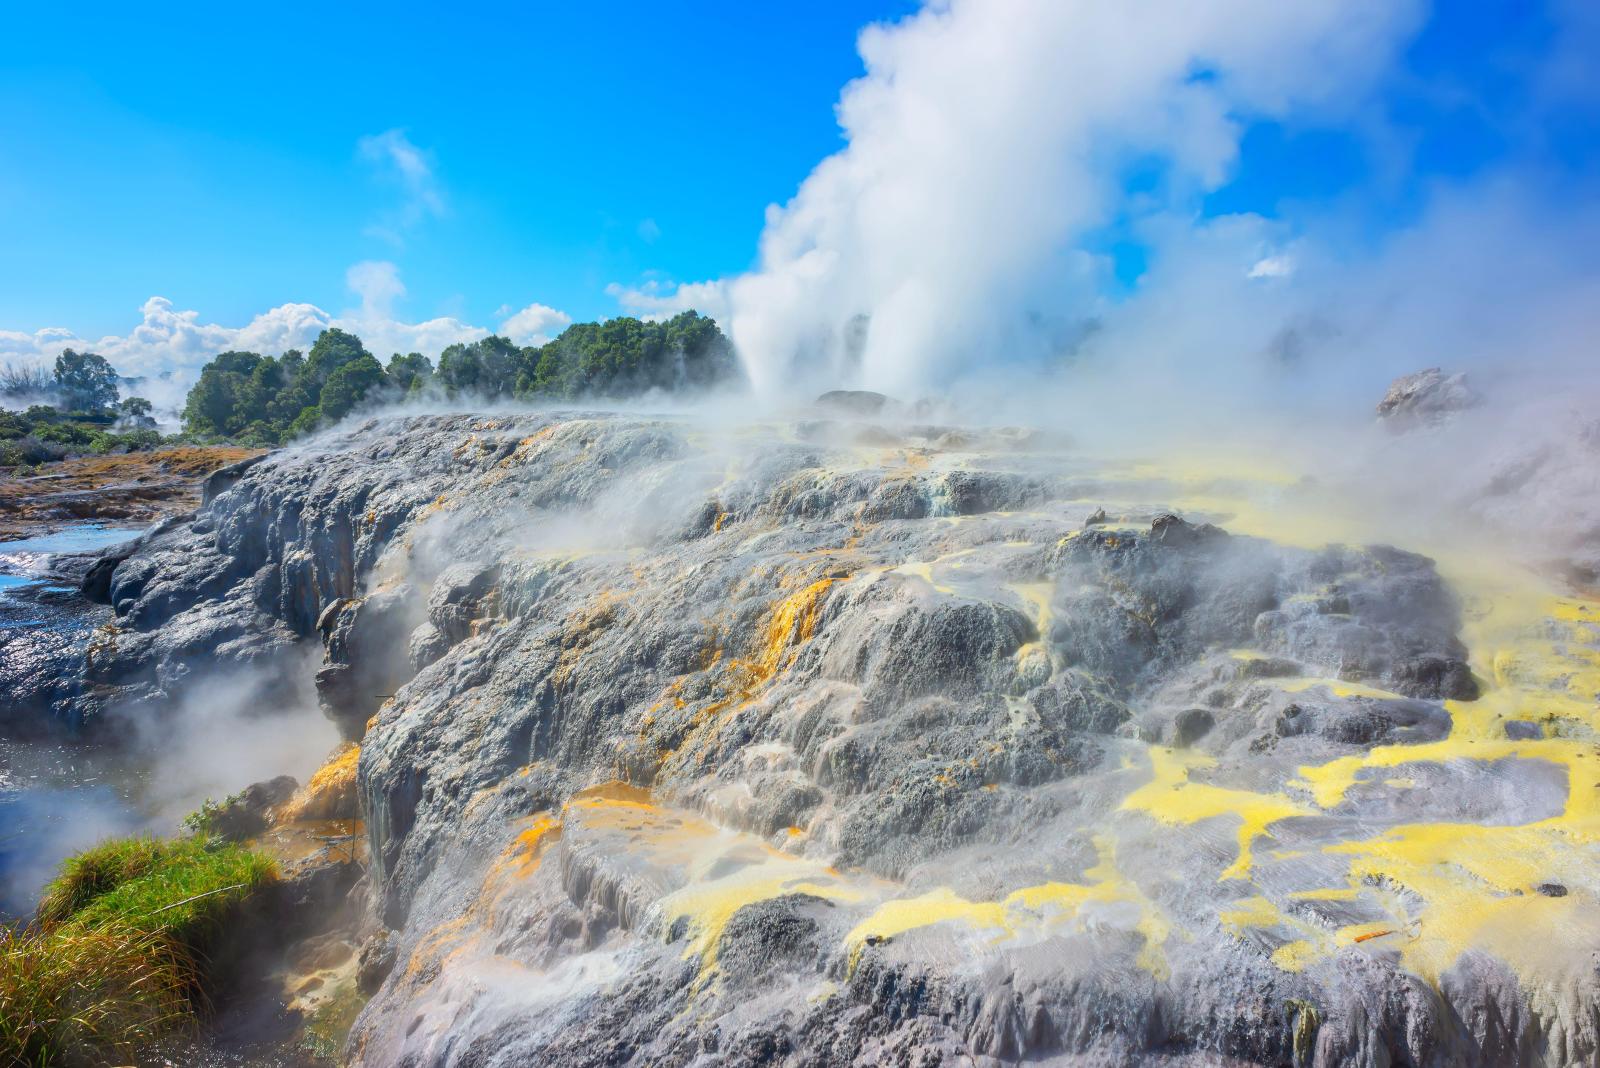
[{"left": 53, "top": 411, "right": 1600, "bottom": 1066}]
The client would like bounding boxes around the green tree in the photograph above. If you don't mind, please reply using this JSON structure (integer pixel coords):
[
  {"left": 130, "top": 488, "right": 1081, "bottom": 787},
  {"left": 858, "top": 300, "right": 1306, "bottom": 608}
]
[
  {"left": 182, "top": 367, "right": 244, "bottom": 438},
  {"left": 118, "top": 396, "right": 157, "bottom": 429},
  {"left": 436, "top": 336, "right": 524, "bottom": 397},
  {"left": 516, "top": 312, "right": 737, "bottom": 400},
  {"left": 385, "top": 352, "right": 433, "bottom": 392},
  {"left": 181, "top": 352, "right": 270, "bottom": 438},
  {"left": 53, "top": 350, "right": 121, "bottom": 412},
  {"left": 320, "top": 354, "right": 386, "bottom": 420},
  {"left": 305, "top": 329, "right": 371, "bottom": 384},
  {"left": 287, "top": 405, "right": 323, "bottom": 438}
]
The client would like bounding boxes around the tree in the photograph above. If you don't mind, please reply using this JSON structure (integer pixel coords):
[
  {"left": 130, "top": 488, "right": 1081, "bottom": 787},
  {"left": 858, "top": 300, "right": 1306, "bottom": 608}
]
[
  {"left": 118, "top": 396, "right": 157, "bottom": 429},
  {"left": 666, "top": 310, "right": 739, "bottom": 388},
  {"left": 287, "top": 405, "right": 324, "bottom": 438},
  {"left": 515, "top": 311, "right": 738, "bottom": 400},
  {"left": 385, "top": 352, "right": 433, "bottom": 393},
  {"left": 208, "top": 351, "right": 264, "bottom": 377},
  {"left": 320, "top": 354, "right": 386, "bottom": 420},
  {"left": 437, "top": 336, "right": 524, "bottom": 397},
  {"left": 53, "top": 350, "right": 120, "bottom": 412},
  {"left": 172, "top": 309, "right": 739, "bottom": 446},
  {"left": 182, "top": 366, "right": 245, "bottom": 438},
  {"left": 305, "top": 329, "right": 371, "bottom": 384},
  {"left": 0, "top": 361, "right": 54, "bottom": 399}
]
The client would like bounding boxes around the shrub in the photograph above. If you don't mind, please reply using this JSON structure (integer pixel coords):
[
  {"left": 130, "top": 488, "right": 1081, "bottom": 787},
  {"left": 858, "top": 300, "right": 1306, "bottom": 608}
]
[
  {"left": 117, "top": 428, "right": 165, "bottom": 452},
  {"left": 0, "top": 436, "right": 68, "bottom": 468}
]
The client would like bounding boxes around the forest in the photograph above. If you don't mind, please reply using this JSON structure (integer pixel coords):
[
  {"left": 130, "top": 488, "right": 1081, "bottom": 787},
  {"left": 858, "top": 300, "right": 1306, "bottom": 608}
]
[{"left": 179, "top": 310, "right": 736, "bottom": 445}]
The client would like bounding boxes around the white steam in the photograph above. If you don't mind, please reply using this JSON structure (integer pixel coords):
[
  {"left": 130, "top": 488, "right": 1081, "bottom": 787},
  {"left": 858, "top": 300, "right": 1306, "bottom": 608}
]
[{"left": 719, "top": 0, "right": 1425, "bottom": 398}]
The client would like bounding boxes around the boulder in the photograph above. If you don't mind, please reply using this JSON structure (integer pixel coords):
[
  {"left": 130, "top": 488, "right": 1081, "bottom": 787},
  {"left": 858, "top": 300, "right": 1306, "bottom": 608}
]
[{"left": 815, "top": 389, "right": 892, "bottom": 416}]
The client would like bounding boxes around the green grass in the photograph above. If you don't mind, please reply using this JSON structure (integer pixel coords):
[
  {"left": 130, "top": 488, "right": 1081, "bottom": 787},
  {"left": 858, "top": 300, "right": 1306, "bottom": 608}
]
[
  {"left": 53, "top": 836, "right": 275, "bottom": 946},
  {"left": 1, "top": 834, "right": 276, "bottom": 1066},
  {"left": 0, "top": 923, "right": 190, "bottom": 1067}
]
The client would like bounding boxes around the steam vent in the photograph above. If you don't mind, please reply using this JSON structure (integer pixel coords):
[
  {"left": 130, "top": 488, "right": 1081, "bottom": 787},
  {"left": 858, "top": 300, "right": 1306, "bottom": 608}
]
[{"left": 58, "top": 410, "right": 1600, "bottom": 1066}]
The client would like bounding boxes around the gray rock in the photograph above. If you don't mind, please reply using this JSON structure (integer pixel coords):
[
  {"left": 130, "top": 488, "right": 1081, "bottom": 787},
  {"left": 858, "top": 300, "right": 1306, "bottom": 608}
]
[
  {"left": 32, "top": 410, "right": 1588, "bottom": 1067},
  {"left": 207, "top": 774, "right": 299, "bottom": 841},
  {"left": 815, "top": 389, "right": 892, "bottom": 416}
]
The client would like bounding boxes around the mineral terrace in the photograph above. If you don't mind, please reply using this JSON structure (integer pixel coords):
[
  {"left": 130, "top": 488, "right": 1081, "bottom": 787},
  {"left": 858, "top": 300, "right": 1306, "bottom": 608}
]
[{"left": 49, "top": 410, "right": 1600, "bottom": 1066}]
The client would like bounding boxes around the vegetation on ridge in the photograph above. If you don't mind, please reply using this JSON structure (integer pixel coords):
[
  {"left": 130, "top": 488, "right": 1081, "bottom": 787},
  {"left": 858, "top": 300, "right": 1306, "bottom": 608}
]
[
  {"left": 181, "top": 309, "right": 737, "bottom": 446},
  {"left": 1, "top": 308, "right": 736, "bottom": 466}
]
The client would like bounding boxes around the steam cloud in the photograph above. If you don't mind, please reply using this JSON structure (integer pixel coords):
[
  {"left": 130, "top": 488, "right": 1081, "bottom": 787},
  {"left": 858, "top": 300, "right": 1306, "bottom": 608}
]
[{"left": 605, "top": 0, "right": 1597, "bottom": 429}]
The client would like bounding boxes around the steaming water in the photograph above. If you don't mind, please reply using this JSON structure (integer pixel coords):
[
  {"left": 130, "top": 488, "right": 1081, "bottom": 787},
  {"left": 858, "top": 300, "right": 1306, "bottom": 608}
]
[
  {"left": 0, "top": 741, "right": 147, "bottom": 917},
  {"left": 0, "top": 524, "right": 146, "bottom": 918}
]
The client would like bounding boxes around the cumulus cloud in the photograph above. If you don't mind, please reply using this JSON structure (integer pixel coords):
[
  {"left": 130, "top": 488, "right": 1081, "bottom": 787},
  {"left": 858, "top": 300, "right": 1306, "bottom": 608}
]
[
  {"left": 605, "top": 279, "right": 728, "bottom": 323},
  {"left": 498, "top": 302, "right": 572, "bottom": 346},
  {"left": 0, "top": 266, "right": 573, "bottom": 402},
  {"left": 347, "top": 260, "right": 408, "bottom": 319},
  {"left": 359, "top": 128, "right": 447, "bottom": 245},
  {"left": 1246, "top": 255, "right": 1295, "bottom": 280}
]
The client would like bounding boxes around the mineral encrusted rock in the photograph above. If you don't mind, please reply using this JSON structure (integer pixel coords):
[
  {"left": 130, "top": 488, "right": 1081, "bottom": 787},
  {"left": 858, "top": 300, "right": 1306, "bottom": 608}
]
[{"left": 51, "top": 411, "right": 1600, "bottom": 1066}]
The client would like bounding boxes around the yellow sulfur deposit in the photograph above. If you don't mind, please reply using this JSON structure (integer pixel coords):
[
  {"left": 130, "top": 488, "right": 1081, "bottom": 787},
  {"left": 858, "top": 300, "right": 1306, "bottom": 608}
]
[
  {"left": 279, "top": 743, "right": 362, "bottom": 823},
  {"left": 844, "top": 837, "right": 1170, "bottom": 979},
  {"left": 1211, "top": 564, "right": 1600, "bottom": 981},
  {"left": 1118, "top": 747, "right": 1309, "bottom": 881}
]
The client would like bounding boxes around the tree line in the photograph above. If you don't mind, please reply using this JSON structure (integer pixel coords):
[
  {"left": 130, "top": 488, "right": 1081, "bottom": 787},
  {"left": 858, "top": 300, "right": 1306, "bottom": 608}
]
[{"left": 181, "top": 309, "right": 737, "bottom": 445}]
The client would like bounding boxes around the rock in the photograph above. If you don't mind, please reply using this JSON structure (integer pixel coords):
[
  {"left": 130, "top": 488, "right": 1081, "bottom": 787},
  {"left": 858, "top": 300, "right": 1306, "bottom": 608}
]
[
  {"left": 201, "top": 453, "right": 268, "bottom": 505},
  {"left": 815, "top": 389, "right": 891, "bottom": 416},
  {"left": 80, "top": 543, "right": 139, "bottom": 603},
  {"left": 279, "top": 744, "right": 361, "bottom": 822},
  {"left": 208, "top": 775, "right": 299, "bottom": 841},
  {"left": 39, "top": 410, "right": 1587, "bottom": 1067},
  {"left": 1376, "top": 367, "right": 1481, "bottom": 430},
  {"left": 1171, "top": 707, "right": 1215, "bottom": 747},
  {"left": 356, "top": 929, "right": 397, "bottom": 994}
]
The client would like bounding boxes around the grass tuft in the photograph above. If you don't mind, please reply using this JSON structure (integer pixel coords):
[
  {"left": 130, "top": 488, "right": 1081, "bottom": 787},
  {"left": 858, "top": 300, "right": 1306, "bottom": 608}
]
[
  {"left": 1, "top": 834, "right": 276, "bottom": 1066},
  {"left": 0, "top": 923, "right": 191, "bottom": 1066},
  {"left": 60, "top": 836, "right": 275, "bottom": 948}
]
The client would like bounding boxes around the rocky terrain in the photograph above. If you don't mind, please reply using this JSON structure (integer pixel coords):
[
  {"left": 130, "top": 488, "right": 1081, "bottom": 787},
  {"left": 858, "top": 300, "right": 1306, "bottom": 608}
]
[
  {"left": 0, "top": 445, "right": 260, "bottom": 540},
  {"left": 34, "top": 407, "right": 1600, "bottom": 1066}
]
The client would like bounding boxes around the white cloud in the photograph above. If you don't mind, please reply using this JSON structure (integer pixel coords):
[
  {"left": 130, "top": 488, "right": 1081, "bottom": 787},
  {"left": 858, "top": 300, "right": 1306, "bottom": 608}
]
[
  {"left": 1247, "top": 254, "right": 1295, "bottom": 279},
  {"left": 498, "top": 302, "right": 572, "bottom": 346},
  {"left": 0, "top": 263, "right": 574, "bottom": 392},
  {"left": 233, "top": 302, "right": 334, "bottom": 355},
  {"left": 358, "top": 128, "right": 446, "bottom": 245},
  {"left": 605, "top": 279, "right": 727, "bottom": 323},
  {"left": 346, "top": 260, "right": 407, "bottom": 319},
  {"left": 637, "top": 218, "right": 662, "bottom": 243}
]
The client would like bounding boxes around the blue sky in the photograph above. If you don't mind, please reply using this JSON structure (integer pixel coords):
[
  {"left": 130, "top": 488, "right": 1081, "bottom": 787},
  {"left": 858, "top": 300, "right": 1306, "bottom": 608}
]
[
  {"left": 0, "top": 2, "right": 914, "bottom": 338},
  {"left": 1, "top": 1, "right": 1596, "bottom": 384}
]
